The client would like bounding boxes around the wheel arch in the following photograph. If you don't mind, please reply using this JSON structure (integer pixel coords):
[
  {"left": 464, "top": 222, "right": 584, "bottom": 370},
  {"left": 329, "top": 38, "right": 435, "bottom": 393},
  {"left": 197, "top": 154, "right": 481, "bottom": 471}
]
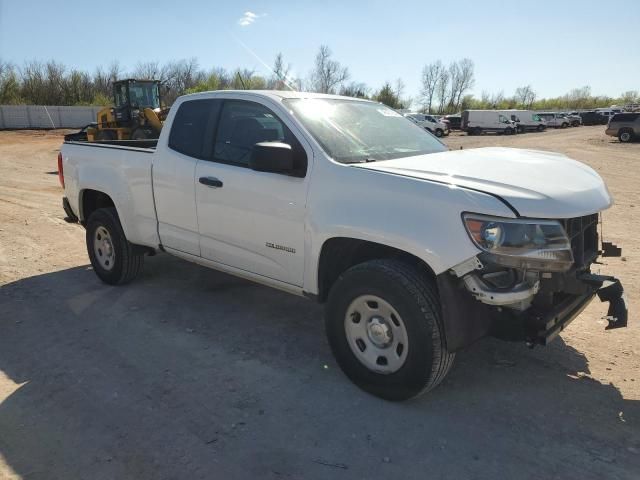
[
  {"left": 79, "top": 188, "right": 116, "bottom": 224},
  {"left": 315, "top": 237, "right": 437, "bottom": 303}
]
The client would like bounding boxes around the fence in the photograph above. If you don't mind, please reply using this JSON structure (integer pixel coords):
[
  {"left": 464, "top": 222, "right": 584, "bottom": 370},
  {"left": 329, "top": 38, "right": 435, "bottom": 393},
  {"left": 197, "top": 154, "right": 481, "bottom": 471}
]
[{"left": 0, "top": 105, "right": 104, "bottom": 129}]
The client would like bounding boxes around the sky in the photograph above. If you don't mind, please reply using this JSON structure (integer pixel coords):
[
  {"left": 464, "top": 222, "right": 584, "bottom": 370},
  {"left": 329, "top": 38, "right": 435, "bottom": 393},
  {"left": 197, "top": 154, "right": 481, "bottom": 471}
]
[{"left": 1, "top": 0, "right": 638, "bottom": 102}]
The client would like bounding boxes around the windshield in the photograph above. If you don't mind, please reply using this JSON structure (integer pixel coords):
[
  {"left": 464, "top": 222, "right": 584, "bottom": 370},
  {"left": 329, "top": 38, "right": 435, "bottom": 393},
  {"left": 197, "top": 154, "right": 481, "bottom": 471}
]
[
  {"left": 129, "top": 82, "right": 160, "bottom": 109},
  {"left": 284, "top": 98, "right": 446, "bottom": 163}
]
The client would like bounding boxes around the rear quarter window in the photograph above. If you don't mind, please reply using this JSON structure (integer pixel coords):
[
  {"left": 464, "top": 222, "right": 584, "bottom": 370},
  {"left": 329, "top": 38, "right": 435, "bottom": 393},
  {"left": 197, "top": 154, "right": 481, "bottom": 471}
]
[{"left": 168, "top": 99, "right": 220, "bottom": 159}]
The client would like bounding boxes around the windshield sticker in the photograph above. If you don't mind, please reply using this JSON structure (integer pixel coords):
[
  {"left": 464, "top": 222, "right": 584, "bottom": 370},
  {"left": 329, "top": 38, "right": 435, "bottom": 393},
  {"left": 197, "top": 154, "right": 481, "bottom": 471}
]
[{"left": 377, "top": 108, "right": 402, "bottom": 117}]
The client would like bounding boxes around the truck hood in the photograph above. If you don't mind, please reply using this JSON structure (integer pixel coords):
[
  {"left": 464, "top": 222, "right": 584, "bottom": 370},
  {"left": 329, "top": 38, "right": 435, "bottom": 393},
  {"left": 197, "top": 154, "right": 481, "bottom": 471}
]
[{"left": 356, "top": 147, "right": 612, "bottom": 218}]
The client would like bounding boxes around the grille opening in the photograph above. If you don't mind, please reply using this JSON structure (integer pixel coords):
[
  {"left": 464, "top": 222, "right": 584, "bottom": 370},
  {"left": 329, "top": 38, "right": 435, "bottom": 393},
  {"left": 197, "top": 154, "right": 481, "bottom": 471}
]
[{"left": 562, "top": 214, "right": 599, "bottom": 269}]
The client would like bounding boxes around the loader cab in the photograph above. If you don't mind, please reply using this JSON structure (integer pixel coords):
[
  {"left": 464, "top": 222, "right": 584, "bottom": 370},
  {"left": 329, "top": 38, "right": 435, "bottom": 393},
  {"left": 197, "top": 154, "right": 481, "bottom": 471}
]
[{"left": 112, "top": 79, "right": 161, "bottom": 126}]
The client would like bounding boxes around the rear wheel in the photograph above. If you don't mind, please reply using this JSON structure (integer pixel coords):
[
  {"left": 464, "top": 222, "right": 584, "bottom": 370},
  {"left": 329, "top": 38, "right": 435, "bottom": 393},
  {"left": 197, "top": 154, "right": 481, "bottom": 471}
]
[
  {"left": 130, "top": 127, "right": 157, "bottom": 140},
  {"left": 537, "top": 124, "right": 545, "bottom": 132},
  {"left": 516, "top": 125, "right": 524, "bottom": 134},
  {"left": 434, "top": 128, "right": 444, "bottom": 137},
  {"left": 619, "top": 129, "right": 633, "bottom": 143},
  {"left": 561, "top": 122, "right": 568, "bottom": 128},
  {"left": 86, "top": 207, "right": 144, "bottom": 285},
  {"left": 325, "top": 259, "right": 455, "bottom": 401},
  {"left": 504, "top": 127, "right": 514, "bottom": 135}
]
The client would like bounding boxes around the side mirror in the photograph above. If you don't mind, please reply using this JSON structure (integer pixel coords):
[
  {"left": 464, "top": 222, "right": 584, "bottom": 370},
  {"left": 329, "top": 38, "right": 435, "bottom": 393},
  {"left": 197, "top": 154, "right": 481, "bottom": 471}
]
[{"left": 249, "top": 142, "right": 294, "bottom": 173}]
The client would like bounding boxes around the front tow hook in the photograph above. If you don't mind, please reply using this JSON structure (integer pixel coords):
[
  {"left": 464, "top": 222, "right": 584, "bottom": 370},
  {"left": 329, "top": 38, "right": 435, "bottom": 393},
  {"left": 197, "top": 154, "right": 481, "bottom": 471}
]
[{"left": 579, "top": 273, "right": 628, "bottom": 330}]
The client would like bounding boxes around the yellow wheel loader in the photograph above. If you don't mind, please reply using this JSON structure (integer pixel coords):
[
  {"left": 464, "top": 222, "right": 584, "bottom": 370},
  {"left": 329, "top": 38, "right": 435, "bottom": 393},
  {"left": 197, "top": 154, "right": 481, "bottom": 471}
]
[{"left": 81, "top": 79, "right": 168, "bottom": 142}]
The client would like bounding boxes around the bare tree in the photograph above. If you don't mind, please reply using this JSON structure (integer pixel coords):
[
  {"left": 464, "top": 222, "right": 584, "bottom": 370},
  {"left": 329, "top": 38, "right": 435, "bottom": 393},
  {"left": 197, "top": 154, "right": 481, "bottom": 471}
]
[
  {"left": 420, "top": 61, "right": 442, "bottom": 113},
  {"left": 446, "top": 59, "right": 474, "bottom": 112},
  {"left": 309, "top": 45, "right": 349, "bottom": 94},
  {"left": 453, "top": 58, "right": 474, "bottom": 111},
  {"left": 489, "top": 90, "right": 505, "bottom": 108},
  {"left": 514, "top": 85, "right": 536, "bottom": 108},
  {"left": 435, "top": 68, "right": 450, "bottom": 114},
  {"left": 269, "top": 53, "right": 291, "bottom": 90},
  {"left": 340, "top": 81, "right": 369, "bottom": 98}
]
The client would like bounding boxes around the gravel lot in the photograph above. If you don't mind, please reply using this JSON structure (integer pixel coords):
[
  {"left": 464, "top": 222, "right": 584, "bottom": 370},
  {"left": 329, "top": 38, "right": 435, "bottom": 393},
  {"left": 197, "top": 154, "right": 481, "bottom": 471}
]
[{"left": 0, "top": 127, "right": 638, "bottom": 479}]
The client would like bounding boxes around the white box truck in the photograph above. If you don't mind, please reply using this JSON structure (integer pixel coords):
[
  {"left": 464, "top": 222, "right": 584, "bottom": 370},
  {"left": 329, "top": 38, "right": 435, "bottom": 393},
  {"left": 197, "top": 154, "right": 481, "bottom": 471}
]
[
  {"left": 502, "top": 110, "right": 547, "bottom": 133},
  {"left": 461, "top": 110, "right": 517, "bottom": 135}
]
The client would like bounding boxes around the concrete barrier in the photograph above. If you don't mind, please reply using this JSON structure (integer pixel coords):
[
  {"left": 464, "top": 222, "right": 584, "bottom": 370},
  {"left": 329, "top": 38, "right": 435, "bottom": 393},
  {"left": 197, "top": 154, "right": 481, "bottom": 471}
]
[{"left": 0, "top": 105, "right": 104, "bottom": 129}]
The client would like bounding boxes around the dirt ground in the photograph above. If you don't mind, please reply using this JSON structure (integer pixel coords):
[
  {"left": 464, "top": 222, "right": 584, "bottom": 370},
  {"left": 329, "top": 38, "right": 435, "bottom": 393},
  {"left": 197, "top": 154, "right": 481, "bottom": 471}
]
[{"left": 0, "top": 127, "right": 638, "bottom": 479}]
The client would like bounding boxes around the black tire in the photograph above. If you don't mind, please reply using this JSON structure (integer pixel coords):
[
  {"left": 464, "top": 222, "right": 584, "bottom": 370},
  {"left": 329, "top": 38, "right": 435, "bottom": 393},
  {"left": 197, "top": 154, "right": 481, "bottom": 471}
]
[
  {"left": 618, "top": 129, "right": 633, "bottom": 143},
  {"left": 130, "top": 127, "right": 157, "bottom": 140},
  {"left": 561, "top": 122, "right": 568, "bottom": 129},
  {"left": 86, "top": 207, "right": 144, "bottom": 285},
  {"left": 504, "top": 127, "right": 514, "bottom": 135},
  {"left": 325, "top": 259, "right": 455, "bottom": 401},
  {"left": 516, "top": 125, "right": 524, "bottom": 134},
  {"left": 434, "top": 128, "right": 444, "bottom": 138},
  {"left": 95, "top": 129, "right": 116, "bottom": 141},
  {"left": 537, "top": 124, "right": 545, "bottom": 132}
]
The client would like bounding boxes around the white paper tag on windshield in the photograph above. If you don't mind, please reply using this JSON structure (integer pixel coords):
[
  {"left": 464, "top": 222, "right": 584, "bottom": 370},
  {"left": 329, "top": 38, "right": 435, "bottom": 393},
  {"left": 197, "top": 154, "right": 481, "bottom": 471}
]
[{"left": 377, "top": 108, "right": 402, "bottom": 117}]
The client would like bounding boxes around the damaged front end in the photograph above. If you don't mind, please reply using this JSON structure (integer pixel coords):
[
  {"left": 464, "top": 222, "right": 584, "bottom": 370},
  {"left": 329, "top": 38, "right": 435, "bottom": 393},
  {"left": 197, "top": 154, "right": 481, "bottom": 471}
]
[{"left": 438, "top": 213, "right": 627, "bottom": 352}]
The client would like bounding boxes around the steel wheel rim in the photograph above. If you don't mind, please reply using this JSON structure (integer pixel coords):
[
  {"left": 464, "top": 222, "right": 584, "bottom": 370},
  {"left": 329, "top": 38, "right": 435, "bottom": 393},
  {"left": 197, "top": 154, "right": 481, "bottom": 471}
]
[
  {"left": 621, "top": 132, "right": 630, "bottom": 142},
  {"left": 344, "top": 295, "right": 409, "bottom": 374},
  {"left": 94, "top": 226, "right": 115, "bottom": 271}
]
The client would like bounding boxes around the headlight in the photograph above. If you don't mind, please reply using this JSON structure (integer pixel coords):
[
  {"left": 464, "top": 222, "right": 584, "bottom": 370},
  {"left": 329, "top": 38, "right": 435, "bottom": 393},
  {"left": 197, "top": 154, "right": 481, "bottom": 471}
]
[{"left": 463, "top": 213, "right": 573, "bottom": 272}]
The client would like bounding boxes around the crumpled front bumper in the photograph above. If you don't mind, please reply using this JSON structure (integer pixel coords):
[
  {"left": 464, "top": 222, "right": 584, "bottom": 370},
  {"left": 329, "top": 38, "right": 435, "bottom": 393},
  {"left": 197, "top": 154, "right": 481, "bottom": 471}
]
[{"left": 437, "top": 269, "right": 628, "bottom": 353}]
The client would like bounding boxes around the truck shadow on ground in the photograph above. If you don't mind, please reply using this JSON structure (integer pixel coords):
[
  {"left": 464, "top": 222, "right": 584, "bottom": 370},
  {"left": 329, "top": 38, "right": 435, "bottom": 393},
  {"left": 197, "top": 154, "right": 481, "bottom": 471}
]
[{"left": 1, "top": 254, "right": 638, "bottom": 480}]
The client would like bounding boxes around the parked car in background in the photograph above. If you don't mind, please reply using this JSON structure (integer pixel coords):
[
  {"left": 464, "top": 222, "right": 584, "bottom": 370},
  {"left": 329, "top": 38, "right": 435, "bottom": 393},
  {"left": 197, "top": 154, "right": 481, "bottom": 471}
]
[
  {"left": 537, "top": 112, "right": 570, "bottom": 128},
  {"left": 559, "top": 112, "right": 582, "bottom": 127},
  {"left": 579, "top": 111, "right": 608, "bottom": 126},
  {"left": 605, "top": 112, "right": 640, "bottom": 142},
  {"left": 404, "top": 113, "right": 449, "bottom": 137},
  {"left": 503, "top": 110, "right": 546, "bottom": 133},
  {"left": 461, "top": 110, "right": 517, "bottom": 135},
  {"left": 595, "top": 108, "right": 623, "bottom": 121},
  {"left": 443, "top": 114, "right": 462, "bottom": 130}
]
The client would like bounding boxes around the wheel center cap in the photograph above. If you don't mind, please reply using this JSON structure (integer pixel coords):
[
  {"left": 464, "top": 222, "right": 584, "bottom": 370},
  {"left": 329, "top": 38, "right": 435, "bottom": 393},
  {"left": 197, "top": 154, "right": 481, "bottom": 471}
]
[{"left": 367, "top": 317, "right": 392, "bottom": 347}]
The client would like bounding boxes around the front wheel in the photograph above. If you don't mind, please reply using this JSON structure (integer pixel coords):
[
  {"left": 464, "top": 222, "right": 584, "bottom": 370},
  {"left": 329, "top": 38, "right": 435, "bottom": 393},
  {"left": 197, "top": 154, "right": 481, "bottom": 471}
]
[
  {"left": 325, "top": 259, "right": 455, "bottom": 401},
  {"left": 537, "top": 124, "right": 545, "bottom": 132},
  {"left": 86, "top": 207, "right": 144, "bottom": 285},
  {"left": 434, "top": 128, "right": 444, "bottom": 137}
]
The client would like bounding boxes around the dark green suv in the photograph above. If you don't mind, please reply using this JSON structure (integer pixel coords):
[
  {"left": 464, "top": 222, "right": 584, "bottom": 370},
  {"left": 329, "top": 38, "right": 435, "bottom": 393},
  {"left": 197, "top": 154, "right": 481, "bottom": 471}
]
[{"left": 605, "top": 113, "right": 640, "bottom": 142}]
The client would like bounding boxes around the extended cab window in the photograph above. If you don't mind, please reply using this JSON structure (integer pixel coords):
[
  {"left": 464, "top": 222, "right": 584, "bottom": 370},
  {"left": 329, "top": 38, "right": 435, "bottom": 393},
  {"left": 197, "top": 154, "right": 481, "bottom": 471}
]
[
  {"left": 169, "top": 99, "right": 220, "bottom": 159},
  {"left": 213, "top": 100, "right": 307, "bottom": 174}
]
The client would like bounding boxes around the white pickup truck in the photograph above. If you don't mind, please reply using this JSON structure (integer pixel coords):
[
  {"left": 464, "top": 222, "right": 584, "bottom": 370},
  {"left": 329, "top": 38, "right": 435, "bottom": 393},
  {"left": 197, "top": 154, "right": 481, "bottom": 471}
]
[{"left": 59, "top": 90, "right": 627, "bottom": 401}]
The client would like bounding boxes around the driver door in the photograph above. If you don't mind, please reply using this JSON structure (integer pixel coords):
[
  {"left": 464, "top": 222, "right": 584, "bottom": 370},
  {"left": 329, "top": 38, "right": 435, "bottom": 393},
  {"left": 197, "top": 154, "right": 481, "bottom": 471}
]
[{"left": 194, "top": 98, "right": 311, "bottom": 287}]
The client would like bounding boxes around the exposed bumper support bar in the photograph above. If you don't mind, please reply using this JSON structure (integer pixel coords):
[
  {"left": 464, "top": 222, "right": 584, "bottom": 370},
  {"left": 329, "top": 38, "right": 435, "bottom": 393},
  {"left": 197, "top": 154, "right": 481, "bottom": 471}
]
[{"left": 529, "top": 273, "right": 627, "bottom": 346}]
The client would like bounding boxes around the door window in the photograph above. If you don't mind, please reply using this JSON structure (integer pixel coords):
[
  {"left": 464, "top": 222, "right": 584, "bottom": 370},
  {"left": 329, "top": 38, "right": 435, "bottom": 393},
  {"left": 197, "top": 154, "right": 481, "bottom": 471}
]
[{"left": 213, "top": 100, "right": 307, "bottom": 175}]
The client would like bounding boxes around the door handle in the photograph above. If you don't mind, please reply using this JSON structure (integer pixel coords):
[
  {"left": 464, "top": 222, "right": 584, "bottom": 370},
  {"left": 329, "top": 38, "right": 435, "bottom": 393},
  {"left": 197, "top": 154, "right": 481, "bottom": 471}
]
[{"left": 199, "top": 176, "right": 223, "bottom": 188}]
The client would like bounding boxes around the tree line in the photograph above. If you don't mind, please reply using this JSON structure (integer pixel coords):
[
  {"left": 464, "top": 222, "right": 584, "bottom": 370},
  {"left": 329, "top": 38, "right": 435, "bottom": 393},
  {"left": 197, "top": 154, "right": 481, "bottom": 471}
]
[{"left": 1, "top": 48, "right": 638, "bottom": 113}]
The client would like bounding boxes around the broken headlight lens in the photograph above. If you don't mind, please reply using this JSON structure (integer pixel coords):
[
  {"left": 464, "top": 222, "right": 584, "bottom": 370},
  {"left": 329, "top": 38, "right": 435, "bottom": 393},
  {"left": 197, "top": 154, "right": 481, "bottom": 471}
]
[{"left": 463, "top": 214, "right": 574, "bottom": 272}]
